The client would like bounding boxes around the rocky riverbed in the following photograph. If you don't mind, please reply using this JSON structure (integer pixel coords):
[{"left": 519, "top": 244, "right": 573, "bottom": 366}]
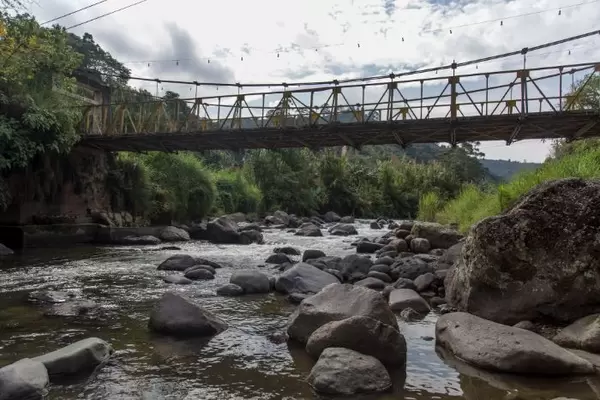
[{"left": 2, "top": 205, "right": 600, "bottom": 398}]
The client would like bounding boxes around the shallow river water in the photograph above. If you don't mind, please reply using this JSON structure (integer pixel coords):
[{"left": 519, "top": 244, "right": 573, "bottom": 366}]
[{"left": 1, "top": 222, "right": 600, "bottom": 399}]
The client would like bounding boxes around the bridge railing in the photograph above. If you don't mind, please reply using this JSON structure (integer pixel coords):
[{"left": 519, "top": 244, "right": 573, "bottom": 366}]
[{"left": 79, "top": 62, "right": 600, "bottom": 140}]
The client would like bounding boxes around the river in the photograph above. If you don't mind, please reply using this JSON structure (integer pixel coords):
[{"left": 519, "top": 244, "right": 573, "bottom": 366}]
[{"left": 1, "top": 221, "right": 599, "bottom": 399}]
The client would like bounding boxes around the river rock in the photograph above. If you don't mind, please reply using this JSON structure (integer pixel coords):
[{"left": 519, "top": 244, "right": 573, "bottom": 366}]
[
  {"left": 287, "top": 283, "right": 397, "bottom": 344},
  {"left": 414, "top": 272, "right": 436, "bottom": 292},
  {"left": 0, "top": 243, "right": 14, "bottom": 256},
  {"left": 275, "top": 263, "right": 339, "bottom": 295},
  {"left": 302, "top": 249, "right": 326, "bottom": 262},
  {"left": 184, "top": 268, "right": 215, "bottom": 280},
  {"left": 185, "top": 265, "right": 217, "bottom": 275},
  {"left": 434, "top": 242, "right": 463, "bottom": 270},
  {"left": 436, "top": 312, "right": 595, "bottom": 375},
  {"left": 295, "top": 224, "right": 322, "bottom": 237},
  {"left": 230, "top": 271, "right": 271, "bottom": 294},
  {"left": 0, "top": 358, "right": 48, "bottom": 400},
  {"left": 306, "top": 315, "right": 406, "bottom": 367},
  {"left": 389, "top": 289, "right": 430, "bottom": 314},
  {"left": 216, "top": 284, "right": 244, "bottom": 296},
  {"left": 148, "top": 292, "right": 228, "bottom": 337},
  {"left": 239, "top": 229, "right": 264, "bottom": 244},
  {"left": 354, "top": 277, "right": 386, "bottom": 290},
  {"left": 340, "top": 216, "right": 355, "bottom": 223},
  {"left": 370, "top": 264, "right": 392, "bottom": 275},
  {"left": 307, "top": 347, "right": 391, "bottom": 395},
  {"left": 33, "top": 337, "right": 112, "bottom": 378},
  {"left": 163, "top": 275, "right": 193, "bottom": 285},
  {"left": 392, "top": 278, "right": 417, "bottom": 291},
  {"left": 329, "top": 223, "right": 358, "bottom": 236},
  {"left": 410, "top": 221, "right": 462, "bottom": 249},
  {"left": 392, "top": 256, "right": 434, "bottom": 280},
  {"left": 356, "top": 241, "right": 384, "bottom": 253},
  {"left": 265, "top": 253, "right": 291, "bottom": 264},
  {"left": 339, "top": 254, "right": 373, "bottom": 281},
  {"left": 120, "top": 235, "right": 161, "bottom": 245},
  {"left": 323, "top": 211, "right": 341, "bottom": 223},
  {"left": 157, "top": 254, "right": 197, "bottom": 271},
  {"left": 369, "top": 221, "right": 382, "bottom": 230},
  {"left": 446, "top": 179, "right": 600, "bottom": 325},
  {"left": 274, "top": 246, "right": 301, "bottom": 256},
  {"left": 159, "top": 226, "right": 190, "bottom": 242},
  {"left": 553, "top": 314, "right": 600, "bottom": 353},
  {"left": 206, "top": 216, "right": 241, "bottom": 244},
  {"left": 411, "top": 238, "right": 431, "bottom": 253},
  {"left": 367, "top": 271, "right": 392, "bottom": 283}
]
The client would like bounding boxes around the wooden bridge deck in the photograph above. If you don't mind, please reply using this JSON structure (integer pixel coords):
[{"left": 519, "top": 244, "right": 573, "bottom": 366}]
[{"left": 78, "top": 112, "right": 600, "bottom": 152}]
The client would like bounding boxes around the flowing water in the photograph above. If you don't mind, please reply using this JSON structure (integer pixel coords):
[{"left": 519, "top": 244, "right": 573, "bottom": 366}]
[{"left": 1, "top": 221, "right": 599, "bottom": 400}]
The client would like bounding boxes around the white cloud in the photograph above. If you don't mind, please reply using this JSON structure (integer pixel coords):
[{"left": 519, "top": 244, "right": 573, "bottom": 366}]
[{"left": 30, "top": 0, "right": 600, "bottom": 162}]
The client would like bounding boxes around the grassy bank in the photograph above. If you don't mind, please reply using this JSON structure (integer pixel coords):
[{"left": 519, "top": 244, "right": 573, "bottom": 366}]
[{"left": 418, "top": 143, "right": 600, "bottom": 233}]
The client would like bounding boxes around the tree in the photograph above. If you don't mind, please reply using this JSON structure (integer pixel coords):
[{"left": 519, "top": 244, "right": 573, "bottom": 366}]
[
  {"left": 0, "top": 12, "right": 84, "bottom": 170},
  {"left": 566, "top": 74, "right": 600, "bottom": 111}
]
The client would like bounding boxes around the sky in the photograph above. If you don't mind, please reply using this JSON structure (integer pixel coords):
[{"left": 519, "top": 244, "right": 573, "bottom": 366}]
[{"left": 27, "top": 0, "right": 600, "bottom": 162}]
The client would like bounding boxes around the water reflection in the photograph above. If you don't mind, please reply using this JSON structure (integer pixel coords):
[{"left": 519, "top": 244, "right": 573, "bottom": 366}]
[{"left": 0, "top": 223, "right": 597, "bottom": 399}]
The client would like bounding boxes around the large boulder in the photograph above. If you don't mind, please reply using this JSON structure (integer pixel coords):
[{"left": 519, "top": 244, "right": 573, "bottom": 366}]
[
  {"left": 287, "top": 283, "right": 397, "bottom": 344},
  {"left": 206, "top": 216, "right": 241, "bottom": 244},
  {"left": 446, "top": 179, "right": 600, "bottom": 325},
  {"left": 436, "top": 312, "right": 594, "bottom": 375},
  {"left": 229, "top": 271, "right": 271, "bottom": 294},
  {"left": 275, "top": 263, "right": 339, "bottom": 295},
  {"left": 157, "top": 254, "right": 197, "bottom": 271},
  {"left": 148, "top": 292, "right": 227, "bottom": 337},
  {"left": 0, "top": 243, "right": 14, "bottom": 256},
  {"left": 0, "top": 359, "right": 48, "bottom": 400},
  {"left": 328, "top": 223, "right": 358, "bottom": 236},
  {"left": 338, "top": 254, "right": 373, "bottom": 281},
  {"left": 323, "top": 211, "right": 341, "bottom": 223},
  {"left": 159, "top": 226, "right": 190, "bottom": 242},
  {"left": 389, "top": 289, "right": 430, "bottom": 314},
  {"left": 307, "top": 348, "right": 391, "bottom": 395},
  {"left": 295, "top": 224, "right": 322, "bottom": 237},
  {"left": 33, "top": 338, "right": 112, "bottom": 379},
  {"left": 306, "top": 316, "right": 406, "bottom": 367},
  {"left": 410, "top": 221, "right": 462, "bottom": 249},
  {"left": 553, "top": 314, "right": 600, "bottom": 353}
]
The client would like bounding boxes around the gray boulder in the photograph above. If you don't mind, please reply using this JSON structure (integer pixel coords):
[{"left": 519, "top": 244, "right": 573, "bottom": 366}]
[
  {"left": 157, "top": 254, "right": 197, "bottom": 271},
  {"left": 306, "top": 316, "right": 406, "bottom": 367},
  {"left": 120, "top": 235, "right": 161, "bottom": 245},
  {"left": 446, "top": 179, "right": 600, "bottom": 325},
  {"left": 340, "top": 216, "right": 355, "bottom": 223},
  {"left": 329, "top": 223, "right": 358, "bottom": 236},
  {"left": 148, "top": 292, "right": 227, "bottom": 337},
  {"left": 389, "top": 289, "right": 430, "bottom": 314},
  {"left": 239, "top": 229, "right": 264, "bottom": 244},
  {"left": 0, "top": 358, "right": 48, "bottom": 400},
  {"left": 230, "top": 271, "right": 271, "bottom": 294},
  {"left": 184, "top": 268, "right": 214, "bottom": 280},
  {"left": 302, "top": 249, "right": 326, "bottom": 262},
  {"left": 553, "top": 314, "right": 600, "bottom": 353},
  {"left": 354, "top": 277, "right": 386, "bottom": 290},
  {"left": 410, "top": 238, "right": 431, "bottom": 253},
  {"left": 392, "top": 257, "right": 433, "bottom": 280},
  {"left": 274, "top": 246, "right": 301, "bottom": 256},
  {"left": 162, "top": 275, "right": 193, "bottom": 285},
  {"left": 33, "top": 337, "right": 112, "bottom": 378},
  {"left": 265, "top": 253, "right": 291, "bottom": 264},
  {"left": 0, "top": 243, "right": 14, "bottom": 256},
  {"left": 287, "top": 283, "right": 397, "bottom": 344},
  {"left": 410, "top": 221, "right": 462, "bottom": 249},
  {"left": 295, "top": 224, "right": 322, "bottom": 237},
  {"left": 356, "top": 241, "right": 384, "bottom": 253},
  {"left": 307, "top": 348, "right": 391, "bottom": 395},
  {"left": 275, "top": 263, "right": 339, "bottom": 295},
  {"left": 339, "top": 254, "right": 373, "bottom": 281},
  {"left": 206, "top": 216, "right": 241, "bottom": 244},
  {"left": 159, "top": 226, "right": 190, "bottom": 242},
  {"left": 436, "top": 312, "right": 594, "bottom": 375},
  {"left": 216, "top": 284, "right": 244, "bottom": 297},
  {"left": 323, "top": 211, "right": 341, "bottom": 223}
]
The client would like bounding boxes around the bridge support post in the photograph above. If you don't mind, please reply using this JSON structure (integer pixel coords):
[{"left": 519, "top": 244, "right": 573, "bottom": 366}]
[
  {"left": 517, "top": 69, "right": 529, "bottom": 116},
  {"left": 387, "top": 82, "right": 397, "bottom": 122}
]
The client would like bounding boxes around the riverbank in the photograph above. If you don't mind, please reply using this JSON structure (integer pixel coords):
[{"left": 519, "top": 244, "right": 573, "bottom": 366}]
[{"left": 2, "top": 218, "right": 600, "bottom": 399}]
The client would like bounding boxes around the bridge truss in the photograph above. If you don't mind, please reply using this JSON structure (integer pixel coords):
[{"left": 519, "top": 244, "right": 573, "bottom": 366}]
[{"left": 78, "top": 62, "right": 600, "bottom": 152}]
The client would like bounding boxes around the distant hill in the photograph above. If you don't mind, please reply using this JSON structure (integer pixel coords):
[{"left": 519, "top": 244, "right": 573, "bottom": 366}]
[{"left": 480, "top": 159, "right": 540, "bottom": 180}]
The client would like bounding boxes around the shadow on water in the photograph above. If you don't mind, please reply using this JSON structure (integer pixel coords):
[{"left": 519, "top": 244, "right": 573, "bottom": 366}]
[{"left": 1, "top": 223, "right": 599, "bottom": 399}]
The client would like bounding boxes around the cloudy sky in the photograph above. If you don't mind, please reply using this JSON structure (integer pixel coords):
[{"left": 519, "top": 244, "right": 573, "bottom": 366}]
[{"left": 28, "top": 0, "right": 600, "bottom": 162}]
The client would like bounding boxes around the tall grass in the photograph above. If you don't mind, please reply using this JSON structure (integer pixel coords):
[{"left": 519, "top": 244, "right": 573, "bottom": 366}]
[
  {"left": 422, "top": 146, "right": 600, "bottom": 233},
  {"left": 212, "top": 168, "right": 262, "bottom": 215}
]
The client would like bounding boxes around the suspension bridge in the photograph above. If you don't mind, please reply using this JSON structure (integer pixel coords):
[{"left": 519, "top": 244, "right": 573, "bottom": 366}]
[{"left": 75, "top": 61, "right": 600, "bottom": 152}]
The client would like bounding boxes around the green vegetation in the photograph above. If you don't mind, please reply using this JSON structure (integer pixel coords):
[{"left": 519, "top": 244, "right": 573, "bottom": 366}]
[
  {"left": 419, "top": 74, "right": 600, "bottom": 233},
  {"left": 0, "top": 11, "right": 568, "bottom": 225}
]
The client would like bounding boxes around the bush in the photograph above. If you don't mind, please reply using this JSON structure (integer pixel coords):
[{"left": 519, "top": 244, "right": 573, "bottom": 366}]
[
  {"left": 433, "top": 145, "right": 600, "bottom": 232},
  {"left": 213, "top": 168, "right": 261, "bottom": 215},
  {"left": 417, "top": 191, "right": 443, "bottom": 222}
]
